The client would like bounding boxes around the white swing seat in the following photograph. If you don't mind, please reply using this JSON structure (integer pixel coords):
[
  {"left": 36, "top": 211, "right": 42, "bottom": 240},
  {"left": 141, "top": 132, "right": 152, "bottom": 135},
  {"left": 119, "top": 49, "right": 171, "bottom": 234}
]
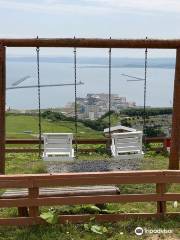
[
  {"left": 111, "top": 131, "right": 144, "bottom": 159},
  {"left": 43, "top": 133, "right": 74, "bottom": 161}
]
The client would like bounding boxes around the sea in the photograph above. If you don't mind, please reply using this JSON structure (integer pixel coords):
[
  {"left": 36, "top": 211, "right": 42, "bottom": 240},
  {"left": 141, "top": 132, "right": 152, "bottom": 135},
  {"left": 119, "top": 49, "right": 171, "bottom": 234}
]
[{"left": 6, "top": 61, "right": 175, "bottom": 110}]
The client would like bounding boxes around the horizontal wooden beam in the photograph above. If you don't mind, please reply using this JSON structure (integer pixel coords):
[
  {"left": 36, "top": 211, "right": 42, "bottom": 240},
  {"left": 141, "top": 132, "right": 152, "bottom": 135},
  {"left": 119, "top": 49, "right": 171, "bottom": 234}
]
[
  {"left": 1, "top": 38, "right": 180, "bottom": 48},
  {"left": 6, "top": 138, "right": 108, "bottom": 144},
  {"left": 5, "top": 148, "right": 97, "bottom": 153},
  {"left": 0, "top": 170, "right": 180, "bottom": 188},
  {"left": 5, "top": 137, "right": 169, "bottom": 145},
  {"left": 145, "top": 137, "right": 170, "bottom": 143},
  {"left": 0, "top": 193, "right": 180, "bottom": 208},
  {"left": 0, "top": 171, "right": 179, "bottom": 188},
  {"left": 1, "top": 213, "right": 179, "bottom": 226}
]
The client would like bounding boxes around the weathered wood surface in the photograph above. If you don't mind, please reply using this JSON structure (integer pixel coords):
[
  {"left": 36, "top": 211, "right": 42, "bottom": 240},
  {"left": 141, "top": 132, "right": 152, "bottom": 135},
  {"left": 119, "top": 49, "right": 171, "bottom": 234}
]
[
  {"left": 2, "top": 185, "right": 120, "bottom": 198},
  {"left": 169, "top": 48, "right": 180, "bottom": 170},
  {"left": 5, "top": 137, "right": 170, "bottom": 145},
  {"left": 0, "top": 170, "right": 179, "bottom": 225},
  {"left": 1, "top": 38, "right": 180, "bottom": 48}
]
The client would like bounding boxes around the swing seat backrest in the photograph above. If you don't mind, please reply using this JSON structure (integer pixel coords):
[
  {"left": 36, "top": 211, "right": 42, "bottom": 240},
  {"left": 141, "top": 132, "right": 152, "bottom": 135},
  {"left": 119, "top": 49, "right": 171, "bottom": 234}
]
[
  {"left": 111, "top": 131, "right": 144, "bottom": 159},
  {"left": 43, "top": 133, "right": 74, "bottom": 161}
]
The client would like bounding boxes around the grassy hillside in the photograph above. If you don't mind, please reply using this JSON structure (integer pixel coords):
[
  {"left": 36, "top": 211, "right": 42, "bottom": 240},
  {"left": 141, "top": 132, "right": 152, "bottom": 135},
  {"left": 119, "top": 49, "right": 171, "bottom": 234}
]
[
  {"left": 3, "top": 113, "right": 179, "bottom": 240},
  {"left": 2, "top": 153, "right": 180, "bottom": 239},
  {"left": 6, "top": 114, "right": 103, "bottom": 139}
]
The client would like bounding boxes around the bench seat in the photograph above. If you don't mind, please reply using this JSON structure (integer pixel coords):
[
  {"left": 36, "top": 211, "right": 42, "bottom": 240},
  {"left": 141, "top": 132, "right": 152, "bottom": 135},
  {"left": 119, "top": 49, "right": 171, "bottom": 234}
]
[
  {"left": 111, "top": 131, "right": 144, "bottom": 159},
  {"left": 43, "top": 133, "right": 74, "bottom": 161},
  {"left": 1, "top": 186, "right": 120, "bottom": 198},
  {"left": 1, "top": 186, "right": 120, "bottom": 217}
]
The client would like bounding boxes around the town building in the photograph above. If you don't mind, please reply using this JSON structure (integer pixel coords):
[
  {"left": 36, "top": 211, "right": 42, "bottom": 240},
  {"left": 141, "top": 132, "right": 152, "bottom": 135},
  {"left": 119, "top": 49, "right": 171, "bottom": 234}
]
[{"left": 61, "top": 93, "right": 136, "bottom": 120}]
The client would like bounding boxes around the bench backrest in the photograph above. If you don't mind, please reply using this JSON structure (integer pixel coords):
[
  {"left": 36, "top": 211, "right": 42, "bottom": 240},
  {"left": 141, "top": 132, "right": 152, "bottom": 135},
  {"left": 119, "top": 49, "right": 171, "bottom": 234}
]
[
  {"left": 112, "top": 131, "right": 143, "bottom": 154},
  {"left": 43, "top": 133, "right": 73, "bottom": 153}
]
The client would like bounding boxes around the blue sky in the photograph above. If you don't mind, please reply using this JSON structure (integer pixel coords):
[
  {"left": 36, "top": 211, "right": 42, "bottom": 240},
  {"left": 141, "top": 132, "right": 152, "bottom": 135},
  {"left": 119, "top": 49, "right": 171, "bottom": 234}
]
[
  {"left": 0, "top": 0, "right": 180, "bottom": 57},
  {"left": 2, "top": 0, "right": 178, "bottom": 109}
]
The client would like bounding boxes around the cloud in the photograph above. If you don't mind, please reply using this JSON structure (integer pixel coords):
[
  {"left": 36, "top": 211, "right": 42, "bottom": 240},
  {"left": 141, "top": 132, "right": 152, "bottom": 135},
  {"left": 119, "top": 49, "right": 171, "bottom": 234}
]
[
  {"left": 0, "top": 0, "right": 106, "bottom": 15},
  {"left": 0, "top": 0, "right": 180, "bottom": 15}
]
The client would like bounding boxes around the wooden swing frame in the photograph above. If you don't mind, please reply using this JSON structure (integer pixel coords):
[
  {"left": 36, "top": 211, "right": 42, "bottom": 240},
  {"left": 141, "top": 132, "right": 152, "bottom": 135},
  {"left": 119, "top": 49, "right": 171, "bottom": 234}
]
[{"left": 0, "top": 38, "right": 180, "bottom": 173}]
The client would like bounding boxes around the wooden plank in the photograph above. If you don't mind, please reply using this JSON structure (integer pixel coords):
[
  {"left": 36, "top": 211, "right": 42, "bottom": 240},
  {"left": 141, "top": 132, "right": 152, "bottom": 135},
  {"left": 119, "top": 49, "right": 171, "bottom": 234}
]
[
  {"left": 0, "top": 194, "right": 180, "bottom": 208},
  {"left": 156, "top": 183, "right": 166, "bottom": 215},
  {"left": 5, "top": 148, "right": 98, "bottom": 153},
  {"left": 6, "top": 138, "right": 108, "bottom": 144},
  {"left": 1, "top": 185, "right": 120, "bottom": 198},
  {"left": 6, "top": 139, "right": 43, "bottom": 144},
  {"left": 145, "top": 137, "right": 168, "bottom": 143},
  {"left": 0, "top": 46, "right": 6, "bottom": 174},
  {"left": 6, "top": 137, "right": 170, "bottom": 145},
  {"left": 1, "top": 38, "right": 180, "bottom": 49},
  {"left": 0, "top": 170, "right": 163, "bottom": 179},
  {"left": 34, "top": 176, "right": 162, "bottom": 187},
  {"left": 0, "top": 175, "right": 163, "bottom": 188},
  {"left": 0, "top": 217, "right": 44, "bottom": 226},
  {"left": 57, "top": 213, "right": 160, "bottom": 223},
  {"left": 6, "top": 148, "right": 40, "bottom": 153},
  {"left": 169, "top": 48, "right": 180, "bottom": 170},
  {"left": 0, "top": 193, "right": 180, "bottom": 208},
  {"left": 163, "top": 171, "right": 180, "bottom": 183},
  {"left": 0, "top": 171, "right": 167, "bottom": 188},
  {"left": 0, "top": 171, "right": 179, "bottom": 188},
  {"left": 28, "top": 188, "right": 39, "bottom": 217},
  {"left": 0, "top": 179, "right": 34, "bottom": 188},
  {"left": 0, "top": 212, "right": 180, "bottom": 226}
]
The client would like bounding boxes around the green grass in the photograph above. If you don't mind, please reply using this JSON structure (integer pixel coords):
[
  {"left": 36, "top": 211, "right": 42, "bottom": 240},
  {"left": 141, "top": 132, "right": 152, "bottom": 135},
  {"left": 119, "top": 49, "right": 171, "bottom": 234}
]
[
  {"left": 5, "top": 153, "right": 45, "bottom": 174},
  {"left": 0, "top": 217, "right": 179, "bottom": 240},
  {"left": 6, "top": 114, "right": 103, "bottom": 139},
  {"left": 1, "top": 114, "right": 180, "bottom": 239},
  {"left": 2, "top": 151, "right": 179, "bottom": 239}
]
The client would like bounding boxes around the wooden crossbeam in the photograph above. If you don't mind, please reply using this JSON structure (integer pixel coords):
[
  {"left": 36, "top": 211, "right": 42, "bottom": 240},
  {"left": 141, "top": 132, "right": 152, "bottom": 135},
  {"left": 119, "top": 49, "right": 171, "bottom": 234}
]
[{"left": 0, "top": 38, "right": 180, "bottom": 48}]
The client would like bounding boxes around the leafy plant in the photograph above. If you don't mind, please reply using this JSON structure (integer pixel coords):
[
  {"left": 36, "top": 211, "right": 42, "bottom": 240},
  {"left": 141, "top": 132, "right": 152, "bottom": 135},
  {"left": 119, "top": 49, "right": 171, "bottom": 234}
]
[
  {"left": 40, "top": 208, "right": 58, "bottom": 224},
  {"left": 84, "top": 223, "right": 108, "bottom": 235},
  {"left": 81, "top": 205, "right": 101, "bottom": 213}
]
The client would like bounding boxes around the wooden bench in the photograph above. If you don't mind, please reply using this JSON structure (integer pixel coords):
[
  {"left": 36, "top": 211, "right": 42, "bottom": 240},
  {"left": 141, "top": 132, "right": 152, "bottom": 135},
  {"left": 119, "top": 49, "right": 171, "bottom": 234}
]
[
  {"left": 1, "top": 185, "right": 120, "bottom": 217},
  {"left": 0, "top": 171, "right": 179, "bottom": 225}
]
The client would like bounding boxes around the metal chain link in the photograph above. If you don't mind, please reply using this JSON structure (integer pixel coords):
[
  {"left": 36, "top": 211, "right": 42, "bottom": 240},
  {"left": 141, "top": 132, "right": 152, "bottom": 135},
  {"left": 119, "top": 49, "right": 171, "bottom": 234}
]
[
  {"left": 74, "top": 47, "right": 78, "bottom": 158},
  {"left": 108, "top": 47, "right": 112, "bottom": 139},
  {"left": 143, "top": 37, "right": 148, "bottom": 137},
  {"left": 36, "top": 44, "right": 42, "bottom": 158}
]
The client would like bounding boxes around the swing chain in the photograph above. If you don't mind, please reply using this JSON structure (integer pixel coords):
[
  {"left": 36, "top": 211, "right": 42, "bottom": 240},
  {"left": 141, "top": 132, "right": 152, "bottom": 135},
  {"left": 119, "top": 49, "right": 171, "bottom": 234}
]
[
  {"left": 74, "top": 47, "right": 78, "bottom": 158},
  {"left": 143, "top": 37, "right": 148, "bottom": 136},
  {"left": 36, "top": 45, "right": 42, "bottom": 158},
  {"left": 108, "top": 47, "right": 112, "bottom": 139}
]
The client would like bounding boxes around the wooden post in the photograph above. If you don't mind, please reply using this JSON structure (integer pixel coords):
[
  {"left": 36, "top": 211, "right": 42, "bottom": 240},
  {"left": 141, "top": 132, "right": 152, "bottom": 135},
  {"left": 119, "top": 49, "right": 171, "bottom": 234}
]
[
  {"left": 28, "top": 187, "right": 39, "bottom": 217},
  {"left": 0, "top": 46, "right": 6, "bottom": 174},
  {"left": 169, "top": 48, "right": 180, "bottom": 170},
  {"left": 156, "top": 183, "right": 166, "bottom": 216}
]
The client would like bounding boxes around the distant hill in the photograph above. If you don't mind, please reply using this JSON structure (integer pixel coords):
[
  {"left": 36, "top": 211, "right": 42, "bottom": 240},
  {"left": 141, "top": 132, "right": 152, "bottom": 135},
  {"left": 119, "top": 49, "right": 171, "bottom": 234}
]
[{"left": 7, "top": 56, "right": 176, "bottom": 69}]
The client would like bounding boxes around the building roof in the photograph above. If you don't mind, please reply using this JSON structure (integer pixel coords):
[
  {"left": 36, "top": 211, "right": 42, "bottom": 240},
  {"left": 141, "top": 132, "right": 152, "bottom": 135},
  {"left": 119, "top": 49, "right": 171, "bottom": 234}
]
[{"left": 104, "top": 125, "right": 137, "bottom": 133}]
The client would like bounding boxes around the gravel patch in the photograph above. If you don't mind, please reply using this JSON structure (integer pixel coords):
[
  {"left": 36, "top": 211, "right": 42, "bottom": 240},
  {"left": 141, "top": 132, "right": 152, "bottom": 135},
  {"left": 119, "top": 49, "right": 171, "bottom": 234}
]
[{"left": 45, "top": 158, "right": 142, "bottom": 173}]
